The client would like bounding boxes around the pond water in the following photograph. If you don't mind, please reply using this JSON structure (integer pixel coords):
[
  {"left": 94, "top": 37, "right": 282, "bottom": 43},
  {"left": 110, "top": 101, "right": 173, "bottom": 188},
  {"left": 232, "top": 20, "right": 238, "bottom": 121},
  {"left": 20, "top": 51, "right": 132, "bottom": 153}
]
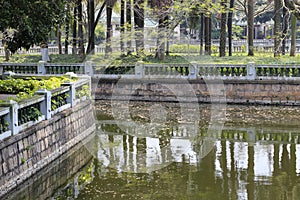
[{"left": 3, "top": 101, "right": 300, "bottom": 200}]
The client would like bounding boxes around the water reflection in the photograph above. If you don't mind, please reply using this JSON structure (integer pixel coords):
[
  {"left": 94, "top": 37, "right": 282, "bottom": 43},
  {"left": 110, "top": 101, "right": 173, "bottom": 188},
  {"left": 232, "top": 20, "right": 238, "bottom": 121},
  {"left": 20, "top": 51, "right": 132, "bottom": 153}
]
[
  {"left": 53, "top": 135, "right": 300, "bottom": 200},
  {"left": 4, "top": 102, "right": 300, "bottom": 199}
]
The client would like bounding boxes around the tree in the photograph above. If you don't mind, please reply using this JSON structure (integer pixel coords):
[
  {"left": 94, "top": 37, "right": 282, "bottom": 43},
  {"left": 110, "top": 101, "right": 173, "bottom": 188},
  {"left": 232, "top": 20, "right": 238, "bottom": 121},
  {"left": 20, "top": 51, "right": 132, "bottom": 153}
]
[
  {"left": 72, "top": 0, "right": 78, "bottom": 54},
  {"left": 87, "top": 0, "right": 95, "bottom": 54},
  {"left": 77, "top": 0, "right": 85, "bottom": 58},
  {"left": 235, "top": 0, "right": 274, "bottom": 56},
  {"left": 283, "top": 0, "right": 300, "bottom": 19},
  {"left": 149, "top": 0, "right": 173, "bottom": 61},
  {"left": 126, "top": 0, "right": 132, "bottom": 55},
  {"left": 204, "top": 15, "right": 212, "bottom": 55},
  {"left": 106, "top": 0, "right": 117, "bottom": 55},
  {"left": 281, "top": 6, "right": 290, "bottom": 55},
  {"left": 273, "top": 0, "right": 281, "bottom": 57},
  {"left": 200, "top": 13, "right": 204, "bottom": 55},
  {"left": 65, "top": 1, "right": 70, "bottom": 54},
  {"left": 290, "top": 14, "right": 297, "bottom": 56},
  {"left": 247, "top": 0, "right": 254, "bottom": 56},
  {"left": 86, "top": 0, "right": 106, "bottom": 54},
  {"left": 0, "top": 0, "right": 66, "bottom": 60},
  {"left": 134, "top": 0, "right": 145, "bottom": 55},
  {"left": 120, "top": 0, "right": 125, "bottom": 54},
  {"left": 219, "top": 0, "right": 228, "bottom": 57},
  {"left": 227, "top": 0, "right": 235, "bottom": 56}
]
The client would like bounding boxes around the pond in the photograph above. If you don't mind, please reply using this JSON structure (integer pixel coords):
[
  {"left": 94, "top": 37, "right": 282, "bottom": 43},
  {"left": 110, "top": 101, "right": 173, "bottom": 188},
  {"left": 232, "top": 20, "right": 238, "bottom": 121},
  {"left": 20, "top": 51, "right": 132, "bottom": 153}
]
[{"left": 3, "top": 101, "right": 300, "bottom": 200}]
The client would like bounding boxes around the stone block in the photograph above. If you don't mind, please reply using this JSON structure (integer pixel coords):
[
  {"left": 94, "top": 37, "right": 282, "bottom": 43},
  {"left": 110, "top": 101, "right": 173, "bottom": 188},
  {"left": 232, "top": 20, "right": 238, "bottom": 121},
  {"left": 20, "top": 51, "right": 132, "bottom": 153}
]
[
  {"left": 41, "top": 140, "right": 45, "bottom": 152},
  {"left": 44, "top": 138, "right": 49, "bottom": 149},
  {"left": 8, "top": 158, "right": 14, "bottom": 171},
  {"left": 2, "top": 148, "right": 10, "bottom": 161},
  {"left": 2, "top": 162, "right": 8, "bottom": 174}
]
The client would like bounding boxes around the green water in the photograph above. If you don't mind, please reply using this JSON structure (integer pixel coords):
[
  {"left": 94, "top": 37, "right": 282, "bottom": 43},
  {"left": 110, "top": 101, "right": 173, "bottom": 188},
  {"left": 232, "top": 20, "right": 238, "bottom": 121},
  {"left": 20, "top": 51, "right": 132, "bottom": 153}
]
[{"left": 4, "top": 101, "right": 300, "bottom": 200}]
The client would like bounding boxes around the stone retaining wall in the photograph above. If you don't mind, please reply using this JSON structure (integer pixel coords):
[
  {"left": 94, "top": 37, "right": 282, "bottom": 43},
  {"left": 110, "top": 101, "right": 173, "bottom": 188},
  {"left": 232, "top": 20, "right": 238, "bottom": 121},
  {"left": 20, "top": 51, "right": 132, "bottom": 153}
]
[
  {"left": 2, "top": 133, "right": 95, "bottom": 200},
  {"left": 93, "top": 78, "right": 300, "bottom": 105},
  {"left": 0, "top": 100, "right": 95, "bottom": 196}
]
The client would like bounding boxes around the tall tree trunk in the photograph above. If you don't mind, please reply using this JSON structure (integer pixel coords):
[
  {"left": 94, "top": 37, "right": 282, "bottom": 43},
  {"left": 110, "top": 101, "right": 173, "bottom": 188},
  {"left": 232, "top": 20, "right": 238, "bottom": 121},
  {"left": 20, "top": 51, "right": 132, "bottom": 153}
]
[
  {"left": 282, "top": 6, "right": 289, "bottom": 55},
  {"left": 290, "top": 14, "right": 297, "bottom": 56},
  {"left": 65, "top": 2, "right": 70, "bottom": 54},
  {"left": 227, "top": 0, "right": 234, "bottom": 56},
  {"left": 77, "top": 0, "right": 85, "bottom": 58},
  {"left": 72, "top": 1, "right": 77, "bottom": 54},
  {"left": 106, "top": 3, "right": 113, "bottom": 55},
  {"left": 57, "top": 27, "right": 62, "bottom": 54},
  {"left": 247, "top": 0, "right": 254, "bottom": 56},
  {"left": 155, "top": 17, "right": 168, "bottom": 61},
  {"left": 219, "top": 0, "right": 227, "bottom": 57},
  {"left": 274, "top": 0, "right": 281, "bottom": 57},
  {"left": 204, "top": 15, "right": 212, "bottom": 55},
  {"left": 87, "top": 0, "right": 95, "bottom": 54},
  {"left": 3, "top": 41, "right": 10, "bottom": 61},
  {"left": 126, "top": 0, "right": 132, "bottom": 55},
  {"left": 134, "top": 0, "right": 144, "bottom": 55},
  {"left": 120, "top": 0, "right": 125, "bottom": 54},
  {"left": 200, "top": 13, "right": 204, "bottom": 55}
]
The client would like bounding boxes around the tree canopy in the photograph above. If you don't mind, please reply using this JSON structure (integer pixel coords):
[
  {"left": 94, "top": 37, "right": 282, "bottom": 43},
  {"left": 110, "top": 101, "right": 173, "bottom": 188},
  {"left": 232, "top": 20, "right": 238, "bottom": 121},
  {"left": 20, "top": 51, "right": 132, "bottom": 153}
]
[{"left": 0, "top": 0, "right": 66, "bottom": 53}]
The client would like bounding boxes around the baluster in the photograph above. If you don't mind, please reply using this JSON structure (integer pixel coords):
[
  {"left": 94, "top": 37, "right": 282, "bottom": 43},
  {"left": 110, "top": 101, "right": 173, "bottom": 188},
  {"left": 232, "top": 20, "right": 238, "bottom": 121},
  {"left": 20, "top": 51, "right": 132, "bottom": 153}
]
[
  {"left": 175, "top": 66, "right": 179, "bottom": 75},
  {"left": 158, "top": 66, "right": 162, "bottom": 75},
  {"left": 258, "top": 67, "right": 263, "bottom": 76},
  {"left": 185, "top": 66, "right": 189, "bottom": 76},
  {"left": 227, "top": 67, "right": 232, "bottom": 76},
  {"left": 204, "top": 67, "right": 209, "bottom": 76}
]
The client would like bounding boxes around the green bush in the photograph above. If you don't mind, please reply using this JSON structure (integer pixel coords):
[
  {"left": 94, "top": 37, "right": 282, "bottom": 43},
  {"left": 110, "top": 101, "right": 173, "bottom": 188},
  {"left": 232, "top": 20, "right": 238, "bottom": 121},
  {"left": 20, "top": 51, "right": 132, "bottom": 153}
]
[
  {"left": 0, "top": 77, "right": 71, "bottom": 101},
  {"left": 169, "top": 44, "right": 200, "bottom": 53}
]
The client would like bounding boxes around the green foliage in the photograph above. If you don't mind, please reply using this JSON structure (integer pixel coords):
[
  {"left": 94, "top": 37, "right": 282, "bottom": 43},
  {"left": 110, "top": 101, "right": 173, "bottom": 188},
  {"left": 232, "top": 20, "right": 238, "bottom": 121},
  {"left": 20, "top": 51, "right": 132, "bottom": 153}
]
[
  {"left": 0, "top": 0, "right": 66, "bottom": 53},
  {"left": 0, "top": 54, "right": 82, "bottom": 63},
  {"left": 0, "top": 121, "right": 9, "bottom": 133},
  {"left": 169, "top": 44, "right": 200, "bottom": 53},
  {"left": 232, "top": 25, "right": 245, "bottom": 40},
  {"left": 0, "top": 77, "right": 70, "bottom": 101},
  {"left": 95, "top": 24, "right": 106, "bottom": 45},
  {"left": 51, "top": 92, "right": 69, "bottom": 111},
  {"left": 27, "top": 107, "right": 42, "bottom": 121},
  {"left": 76, "top": 85, "right": 91, "bottom": 99}
]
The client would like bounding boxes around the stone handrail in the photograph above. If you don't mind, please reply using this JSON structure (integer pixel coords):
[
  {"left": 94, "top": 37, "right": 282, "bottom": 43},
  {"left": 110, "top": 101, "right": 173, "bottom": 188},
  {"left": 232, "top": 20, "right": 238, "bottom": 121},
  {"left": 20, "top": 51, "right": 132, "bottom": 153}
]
[
  {"left": 0, "top": 76, "right": 91, "bottom": 139},
  {"left": 0, "top": 107, "right": 11, "bottom": 140},
  {"left": 2, "top": 61, "right": 300, "bottom": 80}
]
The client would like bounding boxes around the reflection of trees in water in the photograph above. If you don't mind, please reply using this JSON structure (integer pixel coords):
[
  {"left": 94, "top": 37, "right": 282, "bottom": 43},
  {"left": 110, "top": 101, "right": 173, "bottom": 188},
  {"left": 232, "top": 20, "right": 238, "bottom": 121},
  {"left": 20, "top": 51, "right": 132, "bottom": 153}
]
[{"left": 49, "top": 134, "right": 300, "bottom": 199}]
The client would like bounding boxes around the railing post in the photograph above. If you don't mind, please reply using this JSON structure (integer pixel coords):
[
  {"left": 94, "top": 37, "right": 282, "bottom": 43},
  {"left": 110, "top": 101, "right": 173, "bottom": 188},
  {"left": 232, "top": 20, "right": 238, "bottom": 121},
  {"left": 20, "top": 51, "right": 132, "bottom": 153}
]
[
  {"left": 35, "top": 89, "right": 52, "bottom": 119},
  {"left": 247, "top": 128, "right": 256, "bottom": 143},
  {"left": 135, "top": 61, "right": 144, "bottom": 78},
  {"left": 85, "top": 61, "right": 94, "bottom": 76},
  {"left": 0, "top": 65, "right": 3, "bottom": 75},
  {"left": 9, "top": 100, "right": 19, "bottom": 135},
  {"left": 189, "top": 62, "right": 198, "bottom": 79},
  {"left": 38, "top": 60, "right": 46, "bottom": 75},
  {"left": 62, "top": 82, "right": 76, "bottom": 107},
  {"left": 247, "top": 62, "right": 256, "bottom": 80}
]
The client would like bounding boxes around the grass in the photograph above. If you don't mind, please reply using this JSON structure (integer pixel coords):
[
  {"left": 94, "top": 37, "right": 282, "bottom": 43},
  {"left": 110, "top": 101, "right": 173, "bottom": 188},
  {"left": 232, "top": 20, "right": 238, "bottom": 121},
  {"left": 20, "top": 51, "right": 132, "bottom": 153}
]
[
  {"left": 1, "top": 52, "right": 300, "bottom": 65},
  {"left": 0, "top": 54, "right": 82, "bottom": 63}
]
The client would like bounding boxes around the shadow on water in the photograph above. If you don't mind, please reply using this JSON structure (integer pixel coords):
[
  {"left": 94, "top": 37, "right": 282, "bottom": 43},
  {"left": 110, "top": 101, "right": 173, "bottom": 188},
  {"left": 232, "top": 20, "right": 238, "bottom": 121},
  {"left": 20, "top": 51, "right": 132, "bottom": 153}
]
[{"left": 4, "top": 101, "right": 300, "bottom": 199}]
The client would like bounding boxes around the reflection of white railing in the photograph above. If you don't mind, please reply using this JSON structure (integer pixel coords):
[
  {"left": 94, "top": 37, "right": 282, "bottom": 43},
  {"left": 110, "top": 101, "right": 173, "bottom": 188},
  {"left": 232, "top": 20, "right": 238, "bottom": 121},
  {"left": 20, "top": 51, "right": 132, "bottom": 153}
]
[
  {"left": 96, "top": 120, "right": 300, "bottom": 144},
  {"left": 0, "top": 76, "right": 91, "bottom": 139},
  {"left": 2, "top": 61, "right": 300, "bottom": 80}
]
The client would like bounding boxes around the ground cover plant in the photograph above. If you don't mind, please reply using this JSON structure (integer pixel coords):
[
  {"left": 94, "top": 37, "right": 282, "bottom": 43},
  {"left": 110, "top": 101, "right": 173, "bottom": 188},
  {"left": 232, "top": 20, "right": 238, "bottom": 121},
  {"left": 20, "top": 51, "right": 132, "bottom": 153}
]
[{"left": 0, "top": 76, "right": 72, "bottom": 102}]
